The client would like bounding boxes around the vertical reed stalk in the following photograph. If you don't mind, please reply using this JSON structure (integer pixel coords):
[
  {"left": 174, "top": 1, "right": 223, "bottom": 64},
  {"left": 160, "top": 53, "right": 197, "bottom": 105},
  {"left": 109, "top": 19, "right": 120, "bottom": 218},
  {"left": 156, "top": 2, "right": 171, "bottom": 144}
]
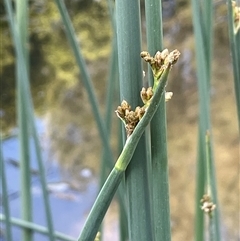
[
  {"left": 4, "top": 0, "right": 55, "bottom": 239},
  {"left": 54, "top": 0, "right": 114, "bottom": 170},
  {"left": 145, "top": 0, "right": 171, "bottom": 240},
  {"left": 28, "top": 108, "right": 56, "bottom": 241},
  {"left": 191, "top": 0, "right": 221, "bottom": 240},
  {"left": 99, "top": 42, "right": 128, "bottom": 241},
  {"left": 191, "top": 3, "right": 211, "bottom": 240},
  {"left": 99, "top": 0, "right": 118, "bottom": 196},
  {"left": 204, "top": 132, "right": 217, "bottom": 241},
  {"left": 227, "top": 0, "right": 240, "bottom": 130},
  {"left": 0, "top": 146, "right": 13, "bottom": 241},
  {"left": 15, "top": 0, "right": 32, "bottom": 240},
  {"left": 116, "top": 0, "right": 153, "bottom": 240},
  {"left": 98, "top": 40, "right": 118, "bottom": 240},
  {"left": 54, "top": 2, "right": 130, "bottom": 240}
]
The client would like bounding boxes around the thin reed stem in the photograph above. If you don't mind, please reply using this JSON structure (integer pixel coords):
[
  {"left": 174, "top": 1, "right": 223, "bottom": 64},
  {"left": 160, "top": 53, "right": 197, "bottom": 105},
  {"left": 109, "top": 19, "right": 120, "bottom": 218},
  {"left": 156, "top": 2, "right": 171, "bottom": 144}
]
[
  {"left": 191, "top": 0, "right": 221, "bottom": 239},
  {"left": 4, "top": 1, "right": 55, "bottom": 240},
  {"left": 0, "top": 214, "right": 74, "bottom": 241},
  {"left": 0, "top": 147, "right": 13, "bottom": 241}
]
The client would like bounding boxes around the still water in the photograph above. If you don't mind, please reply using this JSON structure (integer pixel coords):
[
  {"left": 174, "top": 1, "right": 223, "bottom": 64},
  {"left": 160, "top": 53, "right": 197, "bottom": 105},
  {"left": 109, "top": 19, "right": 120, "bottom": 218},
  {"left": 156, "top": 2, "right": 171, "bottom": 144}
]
[{"left": 1, "top": 117, "right": 99, "bottom": 240}]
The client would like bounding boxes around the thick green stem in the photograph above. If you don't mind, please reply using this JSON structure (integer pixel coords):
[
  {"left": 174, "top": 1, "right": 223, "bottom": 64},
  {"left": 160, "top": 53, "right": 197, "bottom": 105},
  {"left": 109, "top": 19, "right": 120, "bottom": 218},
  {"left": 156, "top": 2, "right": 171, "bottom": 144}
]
[{"left": 116, "top": 1, "right": 153, "bottom": 239}]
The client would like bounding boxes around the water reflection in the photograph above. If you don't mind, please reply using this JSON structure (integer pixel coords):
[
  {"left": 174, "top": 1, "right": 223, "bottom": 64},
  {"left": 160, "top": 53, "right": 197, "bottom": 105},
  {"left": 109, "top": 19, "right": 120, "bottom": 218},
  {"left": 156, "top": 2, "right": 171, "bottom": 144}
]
[
  {"left": 44, "top": 81, "right": 104, "bottom": 175},
  {"left": 0, "top": 0, "right": 112, "bottom": 135}
]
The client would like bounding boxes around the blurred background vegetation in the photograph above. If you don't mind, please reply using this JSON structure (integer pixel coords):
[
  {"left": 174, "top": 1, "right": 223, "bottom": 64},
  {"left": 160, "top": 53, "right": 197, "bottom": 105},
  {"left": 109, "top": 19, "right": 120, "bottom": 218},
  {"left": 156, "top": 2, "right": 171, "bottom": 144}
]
[{"left": 0, "top": 0, "right": 239, "bottom": 240}]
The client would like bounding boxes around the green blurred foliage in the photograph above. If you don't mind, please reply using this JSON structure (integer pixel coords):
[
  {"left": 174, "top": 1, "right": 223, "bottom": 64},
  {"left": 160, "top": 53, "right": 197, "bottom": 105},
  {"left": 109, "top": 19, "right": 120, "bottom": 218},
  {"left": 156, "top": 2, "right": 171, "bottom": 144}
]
[{"left": 0, "top": 0, "right": 112, "bottom": 134}]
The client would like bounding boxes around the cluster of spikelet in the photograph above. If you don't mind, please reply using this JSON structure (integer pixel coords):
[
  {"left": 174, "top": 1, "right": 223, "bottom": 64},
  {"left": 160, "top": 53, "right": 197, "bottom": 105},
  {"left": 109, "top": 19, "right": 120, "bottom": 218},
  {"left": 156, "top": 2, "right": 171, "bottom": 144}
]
[
  {"left": 200, "top": 194, "right": 216, "bottom": 216},
  {"left": 232, "top": 1, "right": 240, "bottom": 34},
  {"left": 115, "top": 49, "right": 180, "bottom": 137}
]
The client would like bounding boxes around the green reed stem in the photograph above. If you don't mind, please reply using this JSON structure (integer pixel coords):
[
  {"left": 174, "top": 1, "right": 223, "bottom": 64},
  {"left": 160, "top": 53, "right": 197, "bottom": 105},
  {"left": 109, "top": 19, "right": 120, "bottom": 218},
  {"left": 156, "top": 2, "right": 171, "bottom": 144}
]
[
  {"left": 145, "top": 0, "right": 171, "bottom": 240},
  {"left": 227, "top": 0, "right": 240, "bottom": 131},
  {"left": 205, "top": 132, "right": 218, "bottom": 241},
  {"left": 116, "top": 0, "right": 153, "bottom": 240},
  {"left": 15, "top": 1, "right": 32, "bottom": 240},
  {"left": 54, "top": 0, "right": 114, "bottom": 169},
  {"left": 54, "top": 3, "right": 129, "bottom": 239},
  {"left": 4, "top": 1, "right": 55, "bottom": 240},
  {"left": 0, "top": 147, "right": 13, "bottom": 241},
  {"left": 191, "top": 0, "right": 221, "bottom": 240}
]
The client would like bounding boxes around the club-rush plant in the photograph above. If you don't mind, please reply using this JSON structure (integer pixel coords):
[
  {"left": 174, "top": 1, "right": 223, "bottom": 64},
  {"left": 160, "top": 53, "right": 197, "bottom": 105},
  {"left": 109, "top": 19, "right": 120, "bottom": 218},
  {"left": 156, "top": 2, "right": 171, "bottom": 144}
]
[
  {"left": 2, "top": 0, "right": 238, "bottom": 240},
  {"left": 78, "top": 49, "right": 180, "bottom": 241}
]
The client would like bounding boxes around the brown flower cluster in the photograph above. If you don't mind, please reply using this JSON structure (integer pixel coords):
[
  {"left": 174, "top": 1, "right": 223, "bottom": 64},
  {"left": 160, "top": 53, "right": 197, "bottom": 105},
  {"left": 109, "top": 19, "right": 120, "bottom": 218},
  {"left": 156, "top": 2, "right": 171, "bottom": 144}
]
[
  {"left": 116, "top": 49, "right": 180, "bottom": 137},
  {"left": 140, "top": 87, "right": 153, "bottom": 105},
  {"left": 200, "top": 194, "right": 216, "bottom": 215},
  {"left": 232, "top": 1, "right": 240, "bottom": 33},
  {"left": 140, "top": 49, "right": 180, "bottom": 79},
  {"left": 115, "top": 100, "right": 145, "bottom": 137}
]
